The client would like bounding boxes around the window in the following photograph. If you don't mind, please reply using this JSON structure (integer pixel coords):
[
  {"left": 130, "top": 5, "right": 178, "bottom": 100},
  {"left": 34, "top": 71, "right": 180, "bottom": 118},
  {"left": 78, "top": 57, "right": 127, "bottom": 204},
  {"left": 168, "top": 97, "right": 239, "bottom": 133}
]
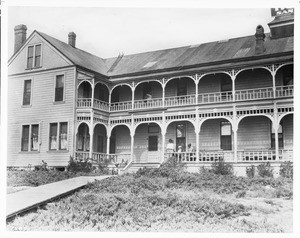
[
  {"left": 220, "top": 121, "right": 232, "bottom": 150},
  {"left": 177, "top": 79, "right": 187, "bottom": 96},
  {"left": 27, "top": 44, "right": 42, "bottom": 69},
  {"left": 55, "top": 75, "right": 64, "bottom": 102},
  {"left": 148, "top": 136, "right": 158, "bottom": 151},
  {"left": 23, "top": 80, "right": 32, "bottom": 105},
  {"left": 31, "top": 124, "right": 39, "bottom": 151},
  {"left": 21, "top": 124, "right": 39, "bottom": 151},
  {"left": 59, "top": 122, "right": 68, "bottom": 150},
  {"left": 271, "top": 122, "right": 283, "bottom": 149},
  {"left": 143, "top": 83, "right": 152, "bottom": 100},
  {"left": 49, "top": 122, "right": 68, "bottom": 150},
  {"left": 283, "top": 65, "right": 293, "bottom": 86},
  {"left": 176, "top": 124, "right": 186, "bottom": 151},
  {"left": 21, "top": 125, "right": 30, "bottom": 151}
]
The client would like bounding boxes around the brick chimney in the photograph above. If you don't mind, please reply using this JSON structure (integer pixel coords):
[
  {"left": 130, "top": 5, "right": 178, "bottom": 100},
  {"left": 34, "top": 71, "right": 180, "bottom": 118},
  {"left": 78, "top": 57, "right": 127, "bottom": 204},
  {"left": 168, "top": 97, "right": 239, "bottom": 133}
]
[
  {"left": 14, "top": 24, "right": 27, "bottom": 53},
  {"left": 68, "top": 32, "right": 76, "bottom": 47},
  {"left": 255, "top": 25, "right": 265, "bottom": 55}
]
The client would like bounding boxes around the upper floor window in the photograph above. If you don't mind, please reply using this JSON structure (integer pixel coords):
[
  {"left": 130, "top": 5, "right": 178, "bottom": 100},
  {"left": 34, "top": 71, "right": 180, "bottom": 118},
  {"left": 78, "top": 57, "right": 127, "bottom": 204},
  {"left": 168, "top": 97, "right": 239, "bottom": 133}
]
[
  {"left": 177, "top": 79, "right": 187, "bottom": 96},
  {"left": 55, "top": 75, "right": 64, "bottom": 102},
  {"left": 23, "top": 79, "right": 32, "bottom": 105},
  {"left": 27, "top": 44, "right": 42, "bottom": 69}
]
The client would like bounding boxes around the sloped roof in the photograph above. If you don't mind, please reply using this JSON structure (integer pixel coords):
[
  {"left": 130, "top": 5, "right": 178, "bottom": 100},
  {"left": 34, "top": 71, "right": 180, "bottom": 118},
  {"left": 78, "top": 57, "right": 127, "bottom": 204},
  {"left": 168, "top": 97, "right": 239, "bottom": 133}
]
[
  {"left": 35, "top": 30, "right": 293, "bottom": 78},
  {"left": 106, "top": 33, "right": 293, "bottom": 77},
  {"left": 37, "top": 31, "right": 109, "bottom": 76}
]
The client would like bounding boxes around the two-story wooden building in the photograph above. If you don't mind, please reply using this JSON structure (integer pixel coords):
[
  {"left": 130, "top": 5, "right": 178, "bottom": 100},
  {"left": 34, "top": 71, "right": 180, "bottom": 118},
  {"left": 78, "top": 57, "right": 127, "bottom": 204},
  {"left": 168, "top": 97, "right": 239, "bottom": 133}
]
[{"left": 7, "top": 9, "right": 294, "bottom": 174}]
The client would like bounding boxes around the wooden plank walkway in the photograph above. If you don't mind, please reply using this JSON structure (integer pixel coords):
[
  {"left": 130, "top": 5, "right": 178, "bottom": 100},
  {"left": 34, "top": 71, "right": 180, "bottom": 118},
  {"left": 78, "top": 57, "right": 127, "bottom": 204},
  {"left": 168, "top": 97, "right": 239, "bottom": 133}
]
[{"left": 6, "top": 175, "right": 112, "bottom": 219}]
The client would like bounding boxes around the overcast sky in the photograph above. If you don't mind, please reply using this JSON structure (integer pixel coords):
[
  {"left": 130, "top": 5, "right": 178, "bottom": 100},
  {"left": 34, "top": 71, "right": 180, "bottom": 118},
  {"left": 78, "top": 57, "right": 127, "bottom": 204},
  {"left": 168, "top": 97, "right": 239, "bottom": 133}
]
[{"left": 8, "top": 7, "right": 274, "bottom": 59}]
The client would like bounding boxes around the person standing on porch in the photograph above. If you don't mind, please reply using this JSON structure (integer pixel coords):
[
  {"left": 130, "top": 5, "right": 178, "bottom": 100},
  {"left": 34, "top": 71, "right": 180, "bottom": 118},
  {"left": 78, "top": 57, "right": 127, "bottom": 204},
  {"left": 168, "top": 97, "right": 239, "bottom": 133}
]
[{"left": 166, "top": 139, "right": 175, "bottom": 158}]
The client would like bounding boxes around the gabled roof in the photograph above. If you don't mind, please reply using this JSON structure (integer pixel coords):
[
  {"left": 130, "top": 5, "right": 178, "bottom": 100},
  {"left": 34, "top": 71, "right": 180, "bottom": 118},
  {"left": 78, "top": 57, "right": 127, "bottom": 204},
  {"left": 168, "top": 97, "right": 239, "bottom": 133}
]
[
  {"left": 105, "top": 33, "right": 293, "bottom": 77},
  {"left": 37, "top": 31, "right": 109, "bottom": 76}
]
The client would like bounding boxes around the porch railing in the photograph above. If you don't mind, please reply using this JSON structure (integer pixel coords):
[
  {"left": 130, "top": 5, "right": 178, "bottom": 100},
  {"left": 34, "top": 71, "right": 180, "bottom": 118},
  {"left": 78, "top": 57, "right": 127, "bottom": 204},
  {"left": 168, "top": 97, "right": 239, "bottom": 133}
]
[
  {"left": 75, "top": 151, "right": 90, "bottom": 160},
  {"left": 235, "top": 87, "right": 274, "bottom": 101},
  {"left": 279, "top": 149, "right": 293, "bottom": 161},
  {"left": 276, "top": 85, "right": 294, "bottom": 98},
  {"left": 134, "top": 98, "right": 163, "bottom": 109},
  {"left": 165, "top": 95, "right": 196, "bottom": 107},
  {"left": 94, "top": 99, "right": 109, "bottom": 111},
  {"left": 110, "top": 101, "right": 132, "bottom": 112},
  {"left": 77, "top": 98, "right": 92, "bottom": 108},
  {"left": 198, "top": 91, "right": 233, "bottom": 104},
  {"left": 237, "top": 150, "right": 277, "bottom": 162}
]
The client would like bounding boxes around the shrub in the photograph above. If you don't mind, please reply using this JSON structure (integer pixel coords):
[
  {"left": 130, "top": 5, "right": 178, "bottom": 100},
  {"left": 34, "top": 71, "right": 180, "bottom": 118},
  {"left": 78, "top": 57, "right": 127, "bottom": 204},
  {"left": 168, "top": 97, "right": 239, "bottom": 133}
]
[
  {"left": 34, "top": 160, "right": 48, "bottom": 171},
  {"left": 96, "top": 158, "right": 111, "bottom": 174},
  {"left": 279, "top": 161, "right": 293, "bottom": 179},
  {"left": 246, "top": 165, "right": 256, "bottom": 178},
  {"left": 67, "top": 156, "right": 92, "bottom": 173},
  {"left": 257, "top": 162, "right": 273, "bottom": 178},
  {"left": 210, "top": 160, "right": 233, "bottom": 176}
]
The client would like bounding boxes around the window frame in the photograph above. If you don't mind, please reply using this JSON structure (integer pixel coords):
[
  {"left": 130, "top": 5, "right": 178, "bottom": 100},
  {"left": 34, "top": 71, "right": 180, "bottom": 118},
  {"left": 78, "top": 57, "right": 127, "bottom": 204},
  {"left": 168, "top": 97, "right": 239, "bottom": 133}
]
[
  {"left": 48, "top": 121, "right": 69, "bottom": 151},
  {"left": 22, "top": 79, "right": 32, "bottom": 106},
  {"left": 220, "top": 121, "right": 232, "bottom": 150},
  {"left": 148, "top": 135, "right": 158, "bottom": 151},
  {"left": 20, "top": 123, "right": 40, "bottom": 152},
  {"left": 54, "top": 74, "right": 66, "bottom": 103},
  {"left": 26, "top": 43, "right": 43, "bottom": 69}
]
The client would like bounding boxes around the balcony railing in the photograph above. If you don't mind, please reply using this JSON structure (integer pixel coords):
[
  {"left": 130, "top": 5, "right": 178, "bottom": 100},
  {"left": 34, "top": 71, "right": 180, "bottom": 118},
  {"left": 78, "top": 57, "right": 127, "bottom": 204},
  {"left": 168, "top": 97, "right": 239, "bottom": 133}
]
[
  {"left": 77, "top": 98, "right": 92, "bottom": 108},
  {"left": 279, "top": 149, "right": 293, "bottom": 161},
  {"left": 134, "top": 98, "right": 163, "bottom": 109},
  {"left": 235, "top": 87, "right": 274, "bottom": 101},
  {"left": 110, "top": 101, "right": 132, "bottom": 112},
  {"left": 198, "top": 91, "right": 233, "bottom": 104},
  {"left": 237, "top": 150, "right": 277, "bottom": 162},
  {"left": 77, "top": 86, "right": 293, "bottom": 112},
  {"left": 165, "top": 95, "right": 196, "bottom": 107},
  {"left": 94, "top": 99, "right": 109, "bottom": 111},
  {"left": 276, "top": 85, "right": 294, "bottom": 98}
]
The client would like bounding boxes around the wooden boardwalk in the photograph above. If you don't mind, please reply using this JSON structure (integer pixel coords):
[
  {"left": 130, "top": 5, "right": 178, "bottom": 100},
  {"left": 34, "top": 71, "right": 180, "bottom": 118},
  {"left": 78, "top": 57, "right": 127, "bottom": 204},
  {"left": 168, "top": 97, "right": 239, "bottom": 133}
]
[{"left": 6, "top": 175, "right": 111, "bottom": 219}]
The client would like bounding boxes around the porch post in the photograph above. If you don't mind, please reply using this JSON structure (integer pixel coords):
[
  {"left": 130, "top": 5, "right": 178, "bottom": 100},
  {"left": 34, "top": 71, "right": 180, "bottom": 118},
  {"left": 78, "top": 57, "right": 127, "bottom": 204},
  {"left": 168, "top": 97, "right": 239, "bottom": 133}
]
[
  {"left": 231, "top": 74, "right": 236, "bottom": 102},
  {"left": 271, "top": 68, "right": 276, "bottom": 98},
  {"left": 162, "top": 83, "right": 165, "bottom": 108},
  {"left": 89, "top": 113, "right": 94, "bottom": 159},
  {"left": 131, "top": 83, "right": 135, "bottom": 110},
  {"left": 195, "top": 129, "right": 200, "bottom": 162},
  {"left": 108, "top": 90, "right": 112, "bottom": 111},
  {"left": 273, "top": 104, "right": 279, "bottom": 160},
  {"left": 130, "top": 132, "right": 135, "bottom": 162},
  {"left": 195, "top": 76, "right": 199, "bottom": 105},
  {"left": 106, "top": 128, "right": 111, "bottom": 155},
  {"left": 161, "top": 129, "right": 166, "bottom": 163},
  {"left": 233, "top": 106, "right": 238, "bottom": 162},
  {"left": 91, "top": 79, "right": 95, "bottom": 108}
]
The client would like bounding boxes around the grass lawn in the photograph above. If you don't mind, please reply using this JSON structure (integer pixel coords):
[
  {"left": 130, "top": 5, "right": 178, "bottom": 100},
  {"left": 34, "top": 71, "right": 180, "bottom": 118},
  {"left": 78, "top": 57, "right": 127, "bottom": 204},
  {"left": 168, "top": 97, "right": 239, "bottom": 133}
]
[{"left": 6, "top": 160, "right": 293, "bottom": 232}]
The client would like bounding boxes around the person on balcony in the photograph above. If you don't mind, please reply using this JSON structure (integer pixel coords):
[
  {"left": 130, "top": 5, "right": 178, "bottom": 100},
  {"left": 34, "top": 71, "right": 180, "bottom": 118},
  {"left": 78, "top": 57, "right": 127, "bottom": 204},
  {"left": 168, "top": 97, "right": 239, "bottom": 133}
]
[{"left": 187, "top": 143, "right": 196, "bottom": 161}]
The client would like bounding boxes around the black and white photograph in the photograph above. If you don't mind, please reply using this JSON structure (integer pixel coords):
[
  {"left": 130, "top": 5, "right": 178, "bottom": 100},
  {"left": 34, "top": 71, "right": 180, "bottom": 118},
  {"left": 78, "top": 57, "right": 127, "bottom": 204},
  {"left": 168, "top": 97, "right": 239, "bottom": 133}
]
[{"left": 1, "top": 0, "right": 299, "bottom": 236}]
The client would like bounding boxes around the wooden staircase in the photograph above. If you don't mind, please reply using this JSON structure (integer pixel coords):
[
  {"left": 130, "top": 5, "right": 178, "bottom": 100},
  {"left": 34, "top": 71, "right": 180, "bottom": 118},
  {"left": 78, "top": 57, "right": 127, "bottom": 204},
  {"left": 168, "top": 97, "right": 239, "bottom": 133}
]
[{"left": 120, "top": 162, "right": 161, "bottom": 174}]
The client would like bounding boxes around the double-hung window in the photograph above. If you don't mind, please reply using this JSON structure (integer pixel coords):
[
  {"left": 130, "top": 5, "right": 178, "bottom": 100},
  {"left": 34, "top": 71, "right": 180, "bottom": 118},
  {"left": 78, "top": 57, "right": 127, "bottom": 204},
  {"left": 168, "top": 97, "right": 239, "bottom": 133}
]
[
  {"left": 27, "top": 44, "right": 42, "bottom": 69},
  {"left": 21, "top": 124, "right": 39, "bottom": 151},
  {"left": 49, "top": 122, "right": 68, "bottom": 150},
  {"left": 23, "top": 79, "right": 32, "bottom": 105},
  {"left": 55, "top": 75, "right": 64, "bottom": 102}
]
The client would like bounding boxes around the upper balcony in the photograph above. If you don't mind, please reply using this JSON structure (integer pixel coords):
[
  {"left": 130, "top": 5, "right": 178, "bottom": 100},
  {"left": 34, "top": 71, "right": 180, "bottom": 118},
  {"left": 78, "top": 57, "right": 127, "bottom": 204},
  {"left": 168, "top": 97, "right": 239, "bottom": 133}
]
[{"left": 77, "top": 64, "right": 294, "bottom": 113}]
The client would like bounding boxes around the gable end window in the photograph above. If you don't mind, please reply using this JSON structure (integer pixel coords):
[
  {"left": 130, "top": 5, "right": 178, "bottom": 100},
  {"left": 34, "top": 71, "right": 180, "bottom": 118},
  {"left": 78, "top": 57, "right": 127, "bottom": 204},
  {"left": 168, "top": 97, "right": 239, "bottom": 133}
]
[
  {"left": 55, "top": 75, "right": 65, "bottom": 102},
  {"left": 27, "top": 44, "right": 42, "bottom": 69}
]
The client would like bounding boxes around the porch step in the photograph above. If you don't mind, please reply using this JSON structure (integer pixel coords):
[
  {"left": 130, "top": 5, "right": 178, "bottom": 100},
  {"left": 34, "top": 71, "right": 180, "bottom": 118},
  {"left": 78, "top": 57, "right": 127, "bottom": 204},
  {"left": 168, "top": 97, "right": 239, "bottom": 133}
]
[{"left": 125, "top": 163, "right": 161, "bottom": 173}]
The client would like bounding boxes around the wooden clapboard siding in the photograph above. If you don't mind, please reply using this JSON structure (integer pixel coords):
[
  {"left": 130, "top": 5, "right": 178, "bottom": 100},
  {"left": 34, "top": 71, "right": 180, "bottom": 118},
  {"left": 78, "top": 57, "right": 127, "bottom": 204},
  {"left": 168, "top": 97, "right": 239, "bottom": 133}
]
[
  {"left": 134, "top": 124, "right": 161, "bottom": 163},
  {"left": 118, "top": 86, "right": 132, "bottom": 101},
  {"left": 7, "top": 68, "right": 75, "bottom": 167},
  {"left": 93, "top": 124, "right": 107, "bottom": 153},
  {"left": 165, "top": 78, "right": 195, "bottom": 97},
  {"left": 282, "top": 114, "right": 293, "bottom": 149},
  {"left": 235, "top": 69, "right": 273, "bottom": 90},
  {"left": 237, "top": 116, "right": 271, "bottom": 150},
  {"left": 134, "top": 82, "right": 163, "bottom": 100},
  {"left": 165, "top": 121, "right": 195, "bottom": 151},
  {"left": 115, "top": 125, "right": 131, "bottom": 154},
  {"left": 198, "top": 75, "right": 221, "bottom": 94},
  {"left": 9, "top": 34, "right": 71, "bottom": 76},
  {"left": 199, "top": 119, "right": 223, "bottom": 150}
]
